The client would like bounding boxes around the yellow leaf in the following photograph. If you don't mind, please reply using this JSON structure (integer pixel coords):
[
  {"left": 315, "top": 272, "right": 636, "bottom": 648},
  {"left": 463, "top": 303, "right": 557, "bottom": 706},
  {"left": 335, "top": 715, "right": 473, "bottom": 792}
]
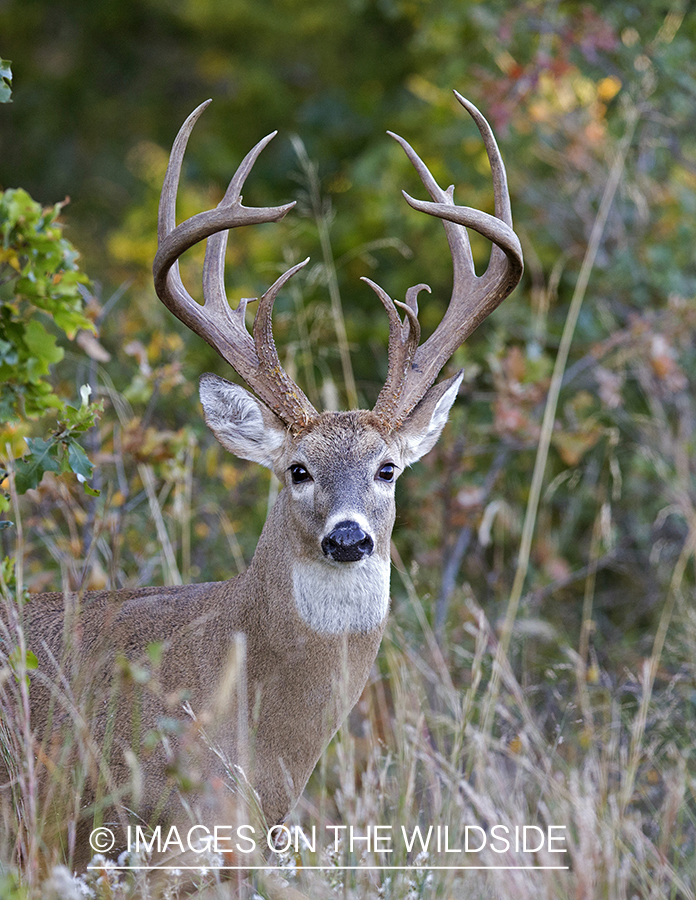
[
  {"left": 552, "top": 427, "right": 602, "bottom": 466},
  {"left": 0, "top": 247, "right": 21, "bottom": 271},
  {"left": 597, "top": 76, "right": 621, "bottom": 102}
]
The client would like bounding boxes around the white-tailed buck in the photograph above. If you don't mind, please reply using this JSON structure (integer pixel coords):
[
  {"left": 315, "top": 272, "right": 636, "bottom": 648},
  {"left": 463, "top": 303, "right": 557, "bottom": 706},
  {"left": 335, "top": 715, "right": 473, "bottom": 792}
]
[{"left": 1, "top": 91, "right": 522, "bottom": 864}]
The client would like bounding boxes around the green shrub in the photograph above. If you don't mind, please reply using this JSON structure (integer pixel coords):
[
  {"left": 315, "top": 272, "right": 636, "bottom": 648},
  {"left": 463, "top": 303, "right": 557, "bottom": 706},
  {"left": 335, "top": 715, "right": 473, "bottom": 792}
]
[{"left": 0, "top": 188, "right": 102, "bottom": 514}]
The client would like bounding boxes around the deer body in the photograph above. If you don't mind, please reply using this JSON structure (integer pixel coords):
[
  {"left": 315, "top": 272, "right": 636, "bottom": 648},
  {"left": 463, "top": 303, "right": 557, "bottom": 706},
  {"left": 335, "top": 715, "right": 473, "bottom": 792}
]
[
  {"left": 24, "top": 558, "right": 385, "bottom": 833},
  {"left": 12, "top": 396, "right": 459, "bottom": 845},
  {"left": 1, "top": 92, "right": 522, "bottom": 863}
]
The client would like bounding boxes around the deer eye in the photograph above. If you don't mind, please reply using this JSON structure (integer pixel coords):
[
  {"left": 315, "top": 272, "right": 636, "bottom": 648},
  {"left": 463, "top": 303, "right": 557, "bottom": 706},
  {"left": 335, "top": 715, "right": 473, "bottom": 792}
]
[
  {"left": 289, "top": 464, "right": 312, "bottom": 484},
  {"left": 376, "top": 463, "right": 396, "bottom": 483}
]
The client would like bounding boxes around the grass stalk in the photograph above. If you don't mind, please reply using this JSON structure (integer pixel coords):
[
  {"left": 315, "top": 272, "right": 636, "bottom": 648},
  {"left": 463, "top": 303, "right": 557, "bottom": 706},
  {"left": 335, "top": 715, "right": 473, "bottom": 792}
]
[
  {"left": 9, "top": 471, "right": 40, "bottom": 890},
  {"left": 574, "top": 483, "right": 606, "bottom": 740},
  {"left": 138, "top": 462, "right": 182, "bottom": 587},
  {"left": 620, "top": 510, "right": 696, "bottom": 815},
  {"left": 481, "top": 105, "right": 639, "bottom": 736},
  {"left": 180, "top": 433, "right": 195, "bottom": 584},
  {"left": 291, "top": 136, "right": 358, "bottom": 409}
]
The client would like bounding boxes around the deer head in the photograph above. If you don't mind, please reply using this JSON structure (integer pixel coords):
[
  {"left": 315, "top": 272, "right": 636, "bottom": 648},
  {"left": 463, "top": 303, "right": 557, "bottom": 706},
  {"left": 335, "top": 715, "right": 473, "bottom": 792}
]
[{"left": 152, "top": 93, "right": 523, "bottom": 631}]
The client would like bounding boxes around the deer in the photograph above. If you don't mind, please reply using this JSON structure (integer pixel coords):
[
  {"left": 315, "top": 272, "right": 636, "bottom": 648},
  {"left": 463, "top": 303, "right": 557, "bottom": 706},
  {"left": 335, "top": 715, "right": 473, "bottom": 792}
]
[{"left": 0, "top": 91, "right": 522, "bottom": 868}]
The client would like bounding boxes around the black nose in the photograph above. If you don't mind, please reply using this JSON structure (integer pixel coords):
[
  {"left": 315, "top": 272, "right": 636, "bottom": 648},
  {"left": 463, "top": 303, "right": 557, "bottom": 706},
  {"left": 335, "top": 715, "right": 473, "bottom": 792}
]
[{"left": 321, "top": 520, "right": 374, "bottom": 562}]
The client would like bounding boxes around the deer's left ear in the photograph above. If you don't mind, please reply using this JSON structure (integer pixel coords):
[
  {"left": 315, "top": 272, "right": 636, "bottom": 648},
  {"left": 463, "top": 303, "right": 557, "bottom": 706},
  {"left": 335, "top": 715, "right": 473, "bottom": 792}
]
[{"left": 395, "top": 370, "right": 464, "bottom": 466}]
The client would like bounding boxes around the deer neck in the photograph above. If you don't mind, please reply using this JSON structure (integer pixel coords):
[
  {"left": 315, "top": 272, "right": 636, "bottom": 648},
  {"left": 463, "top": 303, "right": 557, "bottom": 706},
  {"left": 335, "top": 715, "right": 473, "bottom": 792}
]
[
  {"left": 291, "top": 556, "right": 389, "bottom": 633},
  {"left": 225, "top": 489, "right": 389, "bottom": 822},
  {"left": 248, "top": 487, "right": 391, "bottom": 639}
]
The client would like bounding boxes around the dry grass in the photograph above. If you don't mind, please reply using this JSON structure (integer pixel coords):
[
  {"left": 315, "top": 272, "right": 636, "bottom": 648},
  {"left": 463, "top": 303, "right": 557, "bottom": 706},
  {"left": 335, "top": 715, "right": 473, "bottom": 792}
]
[{"left": 1, "top": 492, "right": 695, "bottom": 899}]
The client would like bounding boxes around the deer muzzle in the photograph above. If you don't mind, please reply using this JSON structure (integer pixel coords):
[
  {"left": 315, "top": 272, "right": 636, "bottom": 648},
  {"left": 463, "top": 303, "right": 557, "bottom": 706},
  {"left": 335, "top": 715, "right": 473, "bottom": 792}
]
[{"left": 321, "top": 520, "right": 374, "bottom": 563}]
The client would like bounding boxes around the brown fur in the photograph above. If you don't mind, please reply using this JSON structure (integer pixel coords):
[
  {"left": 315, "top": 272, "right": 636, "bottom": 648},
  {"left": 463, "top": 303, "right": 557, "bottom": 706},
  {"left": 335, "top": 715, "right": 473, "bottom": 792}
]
[{"left": 1, "top": 388, "right": 462, "bottom": 865}]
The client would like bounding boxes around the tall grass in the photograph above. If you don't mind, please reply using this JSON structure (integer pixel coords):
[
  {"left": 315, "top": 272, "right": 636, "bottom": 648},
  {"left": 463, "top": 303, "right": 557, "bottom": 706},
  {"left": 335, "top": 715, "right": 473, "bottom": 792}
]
[{"left": 1, "top": 474, "right": 695, "bottom": 898}]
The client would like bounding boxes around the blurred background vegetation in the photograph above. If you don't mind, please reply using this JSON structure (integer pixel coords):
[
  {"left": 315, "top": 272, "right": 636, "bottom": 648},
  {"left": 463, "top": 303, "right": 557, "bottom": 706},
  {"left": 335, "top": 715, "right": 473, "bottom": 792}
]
[
  {"left": 2, "top": 0, "right": 695, "bottom": 655},
  {"left": 1, "top": 1, "right": 696, "bottom": 893}
]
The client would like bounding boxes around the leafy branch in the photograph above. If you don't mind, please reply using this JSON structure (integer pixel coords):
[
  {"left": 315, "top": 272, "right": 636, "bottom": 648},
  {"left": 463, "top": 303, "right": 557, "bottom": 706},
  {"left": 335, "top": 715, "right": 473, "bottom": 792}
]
[
  {"left": 0, "top": 187, "right": 102, "bottom": 512},
  {"left": 12, "top": 385, "right": 102, "bottom": 496}
]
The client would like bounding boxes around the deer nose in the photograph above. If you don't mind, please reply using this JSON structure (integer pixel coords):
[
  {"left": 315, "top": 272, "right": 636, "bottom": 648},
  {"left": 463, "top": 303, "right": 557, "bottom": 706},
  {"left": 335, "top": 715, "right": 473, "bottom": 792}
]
[{"left": 321, "top": 520, "right": 374, "bottom": 563}]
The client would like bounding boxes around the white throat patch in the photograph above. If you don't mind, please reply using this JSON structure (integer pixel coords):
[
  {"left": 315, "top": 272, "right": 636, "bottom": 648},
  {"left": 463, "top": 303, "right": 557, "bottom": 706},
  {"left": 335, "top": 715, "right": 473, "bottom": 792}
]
[{"left": 292, "top": 556, "right": 390, "bottom": 634}]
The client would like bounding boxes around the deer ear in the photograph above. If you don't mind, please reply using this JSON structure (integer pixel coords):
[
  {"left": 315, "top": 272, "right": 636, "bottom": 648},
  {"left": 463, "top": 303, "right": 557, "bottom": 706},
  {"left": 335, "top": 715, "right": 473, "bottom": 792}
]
[
  {"left": 199, "top": 373, "right": 287, "bottom": 470},
  {"left": 396, "top": 370, "right": 463, "bottom": 466}
]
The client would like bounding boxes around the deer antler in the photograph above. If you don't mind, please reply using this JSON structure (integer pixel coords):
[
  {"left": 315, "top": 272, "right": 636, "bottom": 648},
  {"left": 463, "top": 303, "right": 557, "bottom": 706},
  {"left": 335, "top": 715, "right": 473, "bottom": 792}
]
[
  {"left": 154, "top": 96, "right": 521, "bottom": 432},
  {"left": 367, "top": 91, "right": 524, "bottom": 429},
  {"left": 153, "top": 100, "right": 318, "bottom": 432}
]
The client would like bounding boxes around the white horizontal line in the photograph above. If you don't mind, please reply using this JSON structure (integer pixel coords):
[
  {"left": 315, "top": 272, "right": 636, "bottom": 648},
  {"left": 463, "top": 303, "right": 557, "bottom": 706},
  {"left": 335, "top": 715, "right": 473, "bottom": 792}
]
[{"left": 87, "top": 865, "right": 570, "bottom": 871}]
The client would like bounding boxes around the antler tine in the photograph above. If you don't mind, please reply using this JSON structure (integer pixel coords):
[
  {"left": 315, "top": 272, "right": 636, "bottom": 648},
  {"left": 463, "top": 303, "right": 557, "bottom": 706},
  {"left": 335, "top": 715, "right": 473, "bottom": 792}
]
[
  {"left": 153, "top": 103, "right": 318, "bottom": 431},
  {"left": 388, "top": 131, "right": 478, "bottom": 297},
  {"left": 454, "top": 91, "right": 512, "bottom": 227},
  {"left": 373, "top": 95, "right": 523, "bottom": 428},
  {"left": 254, "top": 258, "right": 310, "bottom": 373},
  {"left": 404, "top": 92, "right": 520, "bottom": 290},
  {"left": 362, "top": 277, "right": 430, "bottom": 422},
  {"left": 361, "top": 277, "right": 424, "bottom": 422},
  {"left": 158, "top": 101, "right": 209, "bottom": 243}
]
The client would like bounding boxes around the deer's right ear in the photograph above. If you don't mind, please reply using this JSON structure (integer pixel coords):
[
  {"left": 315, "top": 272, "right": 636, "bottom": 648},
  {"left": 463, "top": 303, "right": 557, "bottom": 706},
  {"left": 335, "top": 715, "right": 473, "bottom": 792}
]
[{"left": 199, "top": 373, "right": 287, "bottom": 470}]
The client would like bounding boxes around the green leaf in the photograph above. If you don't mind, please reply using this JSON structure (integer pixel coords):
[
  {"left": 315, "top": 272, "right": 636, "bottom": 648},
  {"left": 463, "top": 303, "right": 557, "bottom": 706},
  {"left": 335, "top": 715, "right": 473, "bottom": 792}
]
[
  {"left": 0, "top": 386, "right": 18, "bottom": 423},
  {"left": 67, "top": 439, "right": 94, "bottom": 483},
  {"left": 23, "top": 319, "right": 64, "bottom": 371},
  {"left": 14, "top": 436, "right": 61, "bottom": 493},
  {"left": 9, "top": 647, "right": 38, "bottom": 671},
  {"left": 60, "top": 385, "right": 102, "bottom": 434},
  {"left": 53, "top": 303, "right": 93, "bottom": 339}
]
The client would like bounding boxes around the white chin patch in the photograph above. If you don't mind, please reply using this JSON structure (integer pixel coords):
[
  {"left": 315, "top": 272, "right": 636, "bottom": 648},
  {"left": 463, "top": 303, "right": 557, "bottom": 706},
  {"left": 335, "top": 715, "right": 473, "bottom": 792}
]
[{"left": 292, "top": 557, "right": 390, "bottom": 634}]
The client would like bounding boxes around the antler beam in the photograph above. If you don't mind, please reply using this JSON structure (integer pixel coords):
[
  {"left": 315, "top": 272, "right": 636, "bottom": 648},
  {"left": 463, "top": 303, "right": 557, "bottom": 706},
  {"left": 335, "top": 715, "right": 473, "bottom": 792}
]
[
  {"left": 153, "top": 100, "right": 318, "bottom": 431},
  {"left": 368, "top": 91, "right": 524, "bottom": 428}
]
